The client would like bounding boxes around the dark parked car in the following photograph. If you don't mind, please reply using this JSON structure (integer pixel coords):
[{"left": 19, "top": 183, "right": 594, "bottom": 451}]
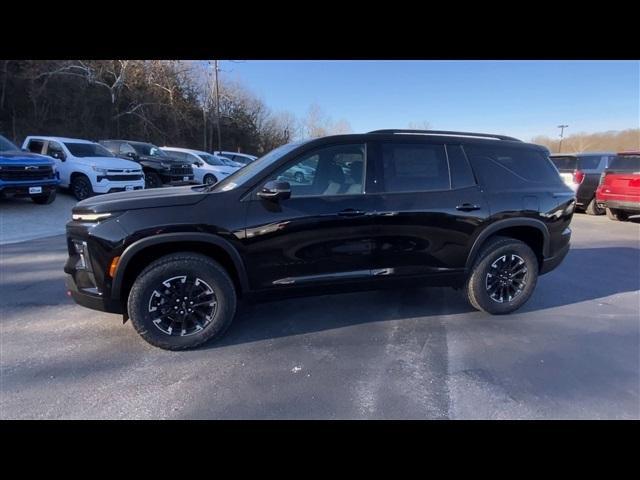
[
  {"left": 550, "top": 152, "right": 615, "bottom": 215},
  {"left": 65, "top": 129, "right": 575, "bottom": 350},
  {"left": 100, "top": 140, "right": 194, "bottom": 188}
]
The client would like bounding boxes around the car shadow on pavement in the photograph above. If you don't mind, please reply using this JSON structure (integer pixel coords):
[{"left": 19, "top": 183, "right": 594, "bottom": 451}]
[{"left": 202, "top": 247, "right": 639, "bottom": 350}]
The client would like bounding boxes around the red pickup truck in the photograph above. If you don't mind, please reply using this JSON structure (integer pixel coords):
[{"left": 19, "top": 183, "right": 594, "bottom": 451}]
[{"left": 596, "top": 151, "right": 640, "bottom": 221}]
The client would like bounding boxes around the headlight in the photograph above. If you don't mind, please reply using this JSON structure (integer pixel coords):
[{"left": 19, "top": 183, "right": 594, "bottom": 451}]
[
  {"left": 72, "top": 213, "right": 112, "bottom": 222},
  {"left": 92, "top": 166, "right": 108, "bottom": 175}
]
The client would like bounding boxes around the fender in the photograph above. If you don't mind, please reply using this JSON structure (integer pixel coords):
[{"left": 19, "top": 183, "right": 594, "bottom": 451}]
[
  {"left": 465, "top": 218, "right": 550, "bottom": 271},
  {"left": 110, "top": 232, "right": 249, "bottom": 300}
]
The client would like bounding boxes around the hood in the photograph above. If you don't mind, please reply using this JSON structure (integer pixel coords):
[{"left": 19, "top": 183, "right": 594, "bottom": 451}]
[
  {"left": 0, "top": 150, "right": 55, "bottom": 165},
  {"left": 137, "top": 155, "right": 183, "bottom": 165},
  {"left": 74, "top": 185, "right": 209, "bottom": 214},
  {"left": 85, "top": 156, "right": 142, "bottom": 170}
]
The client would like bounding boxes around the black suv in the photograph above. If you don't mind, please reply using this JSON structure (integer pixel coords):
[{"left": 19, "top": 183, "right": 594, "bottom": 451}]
[
  {"left": 65, "top": 130, "right": 575, "bottom": 350},
  {"left": 550, "top": 152, "right": 615, "bottom": 215},
  {"left": 100, "top": 140, "right": 194, "bottom": 188}
]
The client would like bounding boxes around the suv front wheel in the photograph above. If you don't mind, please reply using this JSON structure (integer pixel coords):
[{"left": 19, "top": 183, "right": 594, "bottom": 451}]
[
  {"left": 127, "top": 252, "right": 237, "bottom": 350},
  {"left": 465, "top": 236, "right": 539, "bottom": 314}
]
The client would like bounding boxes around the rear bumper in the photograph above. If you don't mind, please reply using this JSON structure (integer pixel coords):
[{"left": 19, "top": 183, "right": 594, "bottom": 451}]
[
  {"left": 596, "top": 199, "right": 640, "bottom": 212},
  {"left": 540, "top": 242, "right": 570, "bottom": 275}
]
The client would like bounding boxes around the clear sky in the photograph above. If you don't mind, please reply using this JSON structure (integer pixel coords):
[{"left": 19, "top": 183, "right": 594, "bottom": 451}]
[{"left": 222, "top": 60, "right": 639, "bottom": 142}]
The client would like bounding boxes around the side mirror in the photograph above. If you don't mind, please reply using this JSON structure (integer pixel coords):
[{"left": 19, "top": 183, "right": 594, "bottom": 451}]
[
  {"left": 51, "top": 150, "right": 66, "bottom": 161},
  {"left": 195, "top": 161, "right": 204, "bottom": 167},
  {"left": 126, "top": 151, "right": 138, "bottom": 159},
  {"left": 257, "top": 180, "right": 291, "bottom": 201}
]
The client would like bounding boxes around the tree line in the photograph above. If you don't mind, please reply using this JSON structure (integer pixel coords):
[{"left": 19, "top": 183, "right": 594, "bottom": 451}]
[
  {"left": 531, "top": 129, "right": 639, "bottom": 154},
  {"left": 0, "top": 60, "right": 352, "bottom": 156}
]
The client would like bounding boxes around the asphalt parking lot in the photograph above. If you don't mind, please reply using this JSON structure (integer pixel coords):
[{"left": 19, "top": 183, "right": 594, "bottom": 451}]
[{"left": 0, "top": 195, "right": 638, "bottom": 419}]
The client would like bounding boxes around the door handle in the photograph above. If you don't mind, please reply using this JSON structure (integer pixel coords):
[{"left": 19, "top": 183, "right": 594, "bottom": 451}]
[
  {"left": 456, "top": 203, "right": 481, "bottom": 212},
  {"left": 338, "top": 208, "right": 367, "bottom": 217}
]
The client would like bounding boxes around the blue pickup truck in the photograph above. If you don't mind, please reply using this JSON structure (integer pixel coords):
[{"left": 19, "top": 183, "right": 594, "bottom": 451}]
[{"left": 0, "top": 134, "right": 60, "bottom": 204}]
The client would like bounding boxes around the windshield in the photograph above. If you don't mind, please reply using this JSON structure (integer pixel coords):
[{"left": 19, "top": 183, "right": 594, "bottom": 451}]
[
  {"left": 0, "top": 135, "right": 19, "bottom": 152},
  {"left": 64, "top": 142, "right": 114, "bottom": 158},
  {"left": 131, "top": 143, "right": 167, "bottom": 157},
  {"left": 198, "top": 153, "right": 226, "bottom": 166},
  {"left": 212, "top": 141, "right": 308, "bottom": 192}
]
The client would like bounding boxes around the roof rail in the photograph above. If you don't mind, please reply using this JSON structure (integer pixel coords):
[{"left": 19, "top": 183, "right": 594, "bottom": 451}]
[{"left": 367, "top": 129, "right": 522, "bottom": 142}]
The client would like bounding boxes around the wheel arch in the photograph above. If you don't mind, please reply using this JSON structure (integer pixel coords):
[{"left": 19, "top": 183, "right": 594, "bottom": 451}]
[
  {"left": 111, "top": 233, "right": 249, "bottom": 304},
  {"left": 466, "top": 218, "right": 550, "bottom": 271}
]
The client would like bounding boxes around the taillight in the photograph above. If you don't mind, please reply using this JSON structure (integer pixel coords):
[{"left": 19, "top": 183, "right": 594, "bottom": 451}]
[{"left": 573, "top": 170, "right": 585, "bottom": 184}]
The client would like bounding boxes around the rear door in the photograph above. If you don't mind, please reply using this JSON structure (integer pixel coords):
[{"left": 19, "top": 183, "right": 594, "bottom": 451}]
[{"left": 369, "top": 140, "right": 489, "bottom": 276}]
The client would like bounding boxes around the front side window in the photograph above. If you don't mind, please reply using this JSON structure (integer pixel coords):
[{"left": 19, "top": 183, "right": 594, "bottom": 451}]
[
  {"left": 268, "top": 143, "right": 365, "bottom": 198},
  {"left": 120, "top": 143, "right": 137, "bottom": 155},
  {"left": 381, "top": 143, "right": 449, "bottom": 193}
]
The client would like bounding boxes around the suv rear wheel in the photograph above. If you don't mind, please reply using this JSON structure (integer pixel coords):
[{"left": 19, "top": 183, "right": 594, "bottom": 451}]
[
  {"left": 465, "top": 236, "right": 539, "bottom": 314},
  {"left": 127, "top": 252, "right": 237, "bottom": 350},
  {"left": 585, "top": 197, "right": 604, "bottom": 215}
]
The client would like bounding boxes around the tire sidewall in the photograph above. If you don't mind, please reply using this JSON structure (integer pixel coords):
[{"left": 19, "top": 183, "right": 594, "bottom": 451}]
[
  {"left": 71, "top": 176, "right": 92, "bottom": 200},
  {"left": 128, "top": 255, "right": 236, "bottom": 350},
  {"left": 468, "top": 240, "right": 539, "bottom": 314},
  {"left": 204, "top": 174, "right": 217, "bottom": 186},
  {"left": 145, "top": 172, "right": 161, "bottom": 189}
]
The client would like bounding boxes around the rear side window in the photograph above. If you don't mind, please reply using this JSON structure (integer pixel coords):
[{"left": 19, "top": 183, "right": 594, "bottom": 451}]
[
  {"left": 446, "top": 145, "right": 476, "bottom": 189},
  {"left": 609, "top": 155, "right": 640, "bottom": 171},
  {"left": 381, "top": 143, "right": 449, "bottom": 193},
  {"left": 27, "top": 139, "right": 45, "bottom": 154},
  {"left": 550, "top": 156, "right": 577, "bottom": 170},
  {"left": 577, "top": 156, "right": 603, "bottom": 170},
  {"left": 465, "top": 144, "right": 563, "bottom": 188}
]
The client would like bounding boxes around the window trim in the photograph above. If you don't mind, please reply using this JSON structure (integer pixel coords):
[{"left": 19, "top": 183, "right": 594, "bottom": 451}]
[{"left": 250, "top": 142, "right": 368, "bottom": 201}]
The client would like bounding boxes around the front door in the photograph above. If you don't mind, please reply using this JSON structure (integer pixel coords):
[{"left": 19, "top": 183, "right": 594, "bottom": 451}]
[{"left": 243, "top": 142, "right": 380, "bottom": 290}]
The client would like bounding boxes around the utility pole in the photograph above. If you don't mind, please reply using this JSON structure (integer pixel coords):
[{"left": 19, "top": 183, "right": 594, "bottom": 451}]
[
  {"left": 214, "top": 60, "right": 222, "bottom": 153},
  {"left": 557, "top": 124, "right": 569, "bottom": 153}
]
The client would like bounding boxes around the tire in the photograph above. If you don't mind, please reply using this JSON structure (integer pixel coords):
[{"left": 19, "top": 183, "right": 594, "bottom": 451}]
[
  {"left": 464, "top": 236, "right": 539, "bottom": 315},
  {"left": 127, "top": 252, "right": 237, "bottom": 350},
  {"left": 145, "top": 172, "right": 162, "bottom": 189},
  {"left": 294, "top": 171, "right": 305, "bottom": 183},
  {"left": 31, "top": 189, "right": 57, "bottom": 204},
  {"left": 203, "top": 174, "right": 217, "bottom": 186},
  {"left": 71, "top": 175, "right": 93, "bottom": 201},
  {"left": 585, "top": 197, "right": 604, "bottom": 215},
  {"left": 606, "top": 208, "right": 628, "bottom": 221}
]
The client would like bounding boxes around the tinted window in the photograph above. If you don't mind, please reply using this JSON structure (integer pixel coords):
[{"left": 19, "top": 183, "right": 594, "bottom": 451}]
[
  {"left": 609, "top": 155, "right": 640, "bottom": 171},
  {"left": 64, "top": 142, "right": 114, "bottom": 158},
  {"left": 465, "top": 145, "right": 563, "bottom": 187},
  {"left": 577, "top": 156, "right": 603, "bottom": 170},
  {"left": 120, "top": 143, "right": 137, "bottom": 155},
  {"left": 268, "top": 143, "right": 365, "bottom": 198},
  {"left": 550, "top": 156, "right": 578, "bottom": 170},
  {"left": 99, "top": 141, "right": 118, "bottom": 153},
  {"left": 165, "top": 150, "right": 186, "bottom": 161},
  {"left": 446, "top": 145, "right": 476, "bottom": 189},
  {"left": 0, "top": 135, "right": 18, "bottom": 152},
  {"left": 381, "top": 143, "right": 449, "bottom": 193},
  {"left": 131, "top": 143, "right": 167, "bottom": 157},
  {"left": 27, "top": 139, "right": 45, "bottom": 154}
]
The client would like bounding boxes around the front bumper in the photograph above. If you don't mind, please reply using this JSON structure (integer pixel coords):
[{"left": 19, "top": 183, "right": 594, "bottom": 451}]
[
  {"left": 0, "top": 179, "right": 59, "bottom": 197},
  {"left": 65, "top": 274, "right": 123, "bottom": 314},
  {"left": 540, "top": 242, "right": 570, "bottom": 275},
  {"left": 93, "top": 178, "right": 145, "bottom": 194}
]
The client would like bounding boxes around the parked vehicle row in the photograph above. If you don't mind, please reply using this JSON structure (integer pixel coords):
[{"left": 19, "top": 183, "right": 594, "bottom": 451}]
[
  {"left": 160, "top": 148, "right": 239, "bottom": 186},
  {"left": 1, "top": 132, "right": 255, "bottom": 203}
]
